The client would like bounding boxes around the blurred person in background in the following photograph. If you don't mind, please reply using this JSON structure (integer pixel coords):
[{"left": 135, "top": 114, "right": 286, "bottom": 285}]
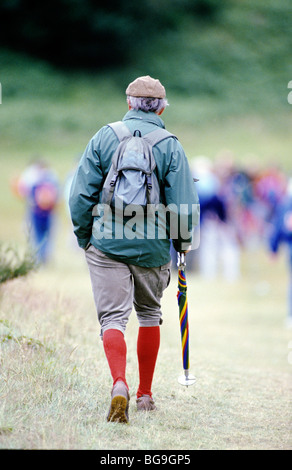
[
  {"left": 253, "top": 165, "right": 287, "bottom": 240},
  {"left": 63, "top": 157, "right": 80, "bottom": 249},
  {"left": 268, "top": 177, "right": 292, "bottom": 328},
  {"left": 215, "top": 155, "right": 263, "bottom": 279},
  {"left": 193, "top": 156, "right": 240, "bottom": 282},
  {"left": 13, "top": 158, "right": 59, "bottom": 264}
]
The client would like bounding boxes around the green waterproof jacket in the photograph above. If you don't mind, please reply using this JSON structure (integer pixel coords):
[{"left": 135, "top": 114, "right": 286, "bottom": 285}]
[{"left": 69, "top": 109, "right": 199, "bottom": 267}]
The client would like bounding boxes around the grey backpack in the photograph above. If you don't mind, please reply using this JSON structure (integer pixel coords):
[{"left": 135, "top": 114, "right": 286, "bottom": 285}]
[{"left": 100, "top": 121, "right": 177, "bottom": 209}]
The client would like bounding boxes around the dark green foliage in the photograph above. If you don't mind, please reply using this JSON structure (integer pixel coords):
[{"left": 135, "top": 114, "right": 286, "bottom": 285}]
[
  {"left": 0, "top": 0, "right": 224, "bottom": 69},
  {"left": 0, "top": 1, "right": 290, "bottom": 101},
  {"left": 0, "top": 243, "right": 36, "bottom": 285}
]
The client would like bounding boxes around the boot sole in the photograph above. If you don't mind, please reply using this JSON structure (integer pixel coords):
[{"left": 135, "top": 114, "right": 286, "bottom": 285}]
[{"left": 107, "top": 395, "right": 129, "bottom": 423}]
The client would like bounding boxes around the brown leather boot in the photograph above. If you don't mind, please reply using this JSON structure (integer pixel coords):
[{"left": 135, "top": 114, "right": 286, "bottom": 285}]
[
  {"left": 107, "top": 381, "right": 130, "bottom": 423},
  {"left": 136, "top": 394, "right": 157, "bottom": 411}
]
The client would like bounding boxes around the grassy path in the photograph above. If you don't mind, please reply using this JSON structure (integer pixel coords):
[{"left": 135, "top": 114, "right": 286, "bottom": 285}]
[{"left": 0, "top": 244, "right": 291, "bottom": 450}]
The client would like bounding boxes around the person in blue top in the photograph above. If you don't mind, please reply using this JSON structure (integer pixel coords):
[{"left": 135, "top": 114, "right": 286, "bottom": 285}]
[
  {"left": 16, "top": 159, "right": 59, "bottom": 264},
  {"left": 69, "top": 75, "right": 199, "bottom": 423},
  {"left": 269, "top": 180, "right": 292, "bottom": 328}
]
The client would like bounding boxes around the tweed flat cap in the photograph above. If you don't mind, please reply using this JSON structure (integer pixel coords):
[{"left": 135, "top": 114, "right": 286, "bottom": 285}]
[{"left": 126, "top": 75, "right": 166, "bottom": 98}]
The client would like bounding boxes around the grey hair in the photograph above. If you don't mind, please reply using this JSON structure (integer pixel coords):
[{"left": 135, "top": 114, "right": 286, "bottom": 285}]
[{"left": 127, "top": 95, "right": 169, "bottom": 113}]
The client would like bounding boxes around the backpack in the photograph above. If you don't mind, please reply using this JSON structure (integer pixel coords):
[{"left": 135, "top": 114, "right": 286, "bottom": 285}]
[
  {"left": 31, "top": 179, "right": 58, "bottom": 212},
  {"left": 100, "top": 121, "right": 176, "bottom": 209}
]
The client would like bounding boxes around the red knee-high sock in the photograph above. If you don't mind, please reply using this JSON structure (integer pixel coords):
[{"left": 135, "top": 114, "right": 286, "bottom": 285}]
[
  {"left": 137, "top": 326, "right": 160, "bottom": 398},
  {"left": 103, "top": 329, "right": 128, "bottom": 389}
]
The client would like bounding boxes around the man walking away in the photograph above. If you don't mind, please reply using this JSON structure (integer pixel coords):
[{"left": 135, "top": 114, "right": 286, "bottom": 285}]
[{"left": 69, "top": 75, "right": 199, "bottom": 423}]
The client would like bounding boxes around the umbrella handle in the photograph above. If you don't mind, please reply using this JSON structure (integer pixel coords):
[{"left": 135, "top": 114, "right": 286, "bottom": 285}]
[{"left": 177, "top": 252, "right": 186, "bottom": 269}]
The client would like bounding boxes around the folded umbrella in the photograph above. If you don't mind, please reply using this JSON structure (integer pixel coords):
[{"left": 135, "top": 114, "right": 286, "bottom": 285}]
[{"left": 177, "top": 252, "right": 196, "bottom": 387}]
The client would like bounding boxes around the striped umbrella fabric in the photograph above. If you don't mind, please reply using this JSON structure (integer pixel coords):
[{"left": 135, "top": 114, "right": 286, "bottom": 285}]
[
  {"left": 177, "top": 253, "right": 196, "bottom": 387},
  {"left": 177, "top": 267, "right": 189, "bottom": 371}
]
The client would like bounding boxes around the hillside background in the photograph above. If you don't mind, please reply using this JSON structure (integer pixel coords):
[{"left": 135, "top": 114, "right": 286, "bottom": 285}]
[
  {"left": 0, "top": 0, "right": 291, "bottom": 157},
  {"left": 1, "top": 0, "right": 291, "bottom": 101}
]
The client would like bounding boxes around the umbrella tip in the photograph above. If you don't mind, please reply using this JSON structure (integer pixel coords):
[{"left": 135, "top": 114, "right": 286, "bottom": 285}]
[{"left": 178, "top": 371, "right": 196, "bottom": 387}]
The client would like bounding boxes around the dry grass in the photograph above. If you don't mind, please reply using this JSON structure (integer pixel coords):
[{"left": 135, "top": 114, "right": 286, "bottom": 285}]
[{"left": 0, "top": 236, "right": 291, "bottom": 450}]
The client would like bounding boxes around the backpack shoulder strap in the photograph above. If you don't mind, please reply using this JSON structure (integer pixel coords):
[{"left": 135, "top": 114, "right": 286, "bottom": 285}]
[
  {"left": 143, "top": 128, "right": 177, "bottom": 147},
  {"left": 107, "top": 121, "right": 132, "bottom": 142}
]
